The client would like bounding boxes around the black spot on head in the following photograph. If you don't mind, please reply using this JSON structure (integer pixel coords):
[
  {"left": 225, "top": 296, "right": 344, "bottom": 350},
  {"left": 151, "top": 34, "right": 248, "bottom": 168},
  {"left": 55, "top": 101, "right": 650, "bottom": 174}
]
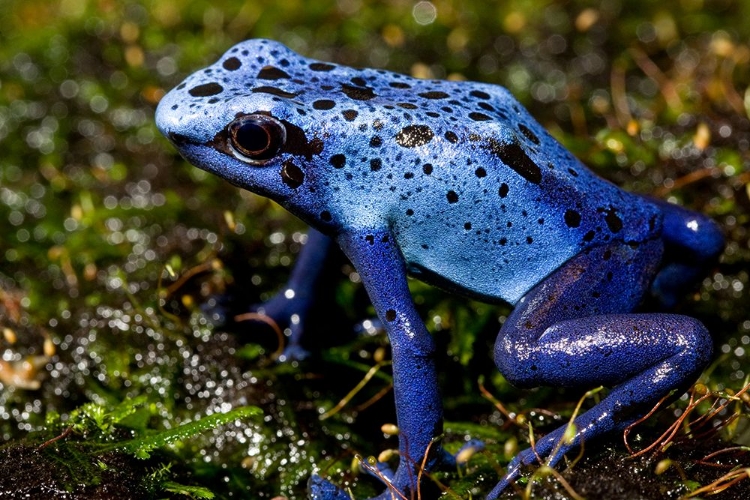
[
  {"left": 475, "top": 167, "right": 487, "bottom": 178},
  {"left": 526, "top": 236, "right": 534, "bottom": 244},
  {"left": 564, "top": 210, "right": 581, "bottom": 228},
  {"left": 385, "top": 309, "right": 397, "bottom": 322},
  {"left": 583, "top": 230, "right": 596, "bottom": 242},
  {"left": 281, "top": 161, "right": 304, "bottom": 189},
  {"left": 350, "top": 76, "right": 367, "bottom": 87},
  {"left": 252, "top": 86, "right": 300, "bottom": 98},
  {"left": 223, "top": 57, "right": 242, "bottom": 71},
  {"left": 446, "top": 190, "right": 459, "bottom": 203},
  {"left": 418, "top": 91, "right": 449, "bottom": 99},
  {"left": 389, "top": 82, "right": 411, "bottom": 89},
  {"left": 483, "top": 139, "right": 542, "bottom": 184},
  {"left": 370, "top": 158, "right": 382, "bottom": 171},
  {"left": 469, "top": 112, "right": 492, "bottom": 121},
  {"left": 365, "top": 234, "right": 375, "bottom": 244},
  {"left": 423, "top": 163, "right": 433, "bottom": 175},
  {"left": 470, "top": 90, "right": 491, "bottom": 99},
  {"left": 464, "top": 222, "right": 472, "bottom": 230},
  {"left": 404, "top": 172, "right": 414, "bottom": 179},
  {"left": 518, "top": 123, "right": 540, "bottom": 145},
  {"left": 499, "top": 237, "right": 507, "bottom": 245},
  {"left": 310, "top": 62, "right": 335, "bottom": 71},
  {"left": 342, "top": 109, "right": 358, "bottom": 121},
  {"left": 313, "top": 99, "right": 336, "bottom": 110},
  {"left": 395, "top": 125, "right": 434, "bottom": 148},
  {"left": 397, "top": 102, "right": 418, "bottom": 109},
  {"left": 370, "top": 136, "right": 382, "bottom": 147},
  {"left": 280, "top": 119, "right": 323, "bottom": 159},
  {"left": 341, "top": 83, "right": 376, "bottom": 101},
  {"left": 257, "top": 66, "right": 290, "bottom": 80},
  {"left": 444, "top": 131, "right": 458, "bottom": 143},
  {"left": 498, "top": 183, "right": 509, "bottom": 197},
  {"left": 188, "top": 82, "right": 223, "bottom": 97},
  {"left": 320, "top": 210, "right": 332, "bottom": 222},
  {"left": 568, "top": 168, "right": 579, "bottom": 177},
  {"left": 406, "top": 209, "right": 414, "bottom": 216},
  {"left": 330, "top": 154, "right": 346, "bottom": 169}
]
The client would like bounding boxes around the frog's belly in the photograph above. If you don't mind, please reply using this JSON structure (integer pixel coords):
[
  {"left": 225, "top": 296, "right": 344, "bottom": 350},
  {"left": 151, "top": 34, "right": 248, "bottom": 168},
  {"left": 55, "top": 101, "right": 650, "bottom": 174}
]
[{"left": 398, "top": 227, "right": 580, "bottom": 305}]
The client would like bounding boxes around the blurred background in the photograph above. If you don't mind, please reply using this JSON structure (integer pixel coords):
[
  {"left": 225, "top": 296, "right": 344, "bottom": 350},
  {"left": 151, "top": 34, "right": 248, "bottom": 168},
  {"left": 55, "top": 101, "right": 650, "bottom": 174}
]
[{"left": 0, "top": 1, "right": 748, "bottom": 498}]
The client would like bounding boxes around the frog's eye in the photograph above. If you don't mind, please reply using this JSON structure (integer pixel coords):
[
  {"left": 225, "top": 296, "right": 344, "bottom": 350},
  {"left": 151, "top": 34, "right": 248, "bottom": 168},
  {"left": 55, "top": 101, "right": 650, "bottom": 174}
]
[{"left": 227, "top": 114, "right": 286, "bottom": 164}]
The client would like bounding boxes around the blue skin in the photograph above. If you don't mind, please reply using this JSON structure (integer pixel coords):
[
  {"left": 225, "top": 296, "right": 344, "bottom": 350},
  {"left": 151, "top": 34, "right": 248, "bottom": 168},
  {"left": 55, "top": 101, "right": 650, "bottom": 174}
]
[{"left": 155, "top": 40, "right": 724, "bottom": 499}]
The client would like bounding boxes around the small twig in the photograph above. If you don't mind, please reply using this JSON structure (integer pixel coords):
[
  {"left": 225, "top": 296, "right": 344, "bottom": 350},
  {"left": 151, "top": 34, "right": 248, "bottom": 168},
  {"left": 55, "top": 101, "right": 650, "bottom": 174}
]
[
  {"left": 36, "top": 426, "right": 74, "bottom": 451},
  {"left": 319, "top": 361, "right": 390, "bottom": 420},
  {"left": 683, "top": 467, "right": 750, "bottom": 498},
  {"left": 629, "top": 47, "right": 682, "bottom": 110},
  {"left": 234, "top": 312, "right": 285, "bottom": 360},
  {"left": 352, "top": 383, "right": 393, "bottom": 413}
]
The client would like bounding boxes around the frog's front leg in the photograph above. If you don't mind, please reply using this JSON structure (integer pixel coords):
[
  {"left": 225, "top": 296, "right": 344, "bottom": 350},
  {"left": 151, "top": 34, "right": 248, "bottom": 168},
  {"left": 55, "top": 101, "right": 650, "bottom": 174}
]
[
  {"left": 308, "top": 229, "right": 444, "bottom": 500},
  {"left": 488, "top": 239, "right": 712, "bottom": 499},
  {"left": 247, "top": 227, "right": 336, "bottom": 360}
]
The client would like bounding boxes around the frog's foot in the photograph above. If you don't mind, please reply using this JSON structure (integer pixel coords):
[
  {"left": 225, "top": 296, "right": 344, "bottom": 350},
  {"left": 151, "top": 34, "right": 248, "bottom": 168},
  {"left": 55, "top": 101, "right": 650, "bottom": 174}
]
[{"left": 307, "top": 475, "right": 351, "bottom": 500}]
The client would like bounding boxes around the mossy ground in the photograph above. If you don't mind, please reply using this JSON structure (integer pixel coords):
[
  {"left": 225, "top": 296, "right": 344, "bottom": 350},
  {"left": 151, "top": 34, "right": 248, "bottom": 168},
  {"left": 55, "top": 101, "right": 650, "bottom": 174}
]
[{"left": 1, "top": 1, "right": 749, "bottom": 498}]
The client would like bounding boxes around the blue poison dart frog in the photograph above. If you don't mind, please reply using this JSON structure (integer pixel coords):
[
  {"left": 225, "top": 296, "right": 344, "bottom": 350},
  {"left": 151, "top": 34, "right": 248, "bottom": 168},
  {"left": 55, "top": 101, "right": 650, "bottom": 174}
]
[{"left": 155, "top": 39, "right": 724, "bottom": 499}]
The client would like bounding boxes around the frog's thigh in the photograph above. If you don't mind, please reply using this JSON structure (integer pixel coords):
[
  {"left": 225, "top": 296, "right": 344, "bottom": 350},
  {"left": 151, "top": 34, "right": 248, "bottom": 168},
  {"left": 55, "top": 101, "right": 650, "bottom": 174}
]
[{"left": 494, "top": 238, "right": 711, "bottom": 391}]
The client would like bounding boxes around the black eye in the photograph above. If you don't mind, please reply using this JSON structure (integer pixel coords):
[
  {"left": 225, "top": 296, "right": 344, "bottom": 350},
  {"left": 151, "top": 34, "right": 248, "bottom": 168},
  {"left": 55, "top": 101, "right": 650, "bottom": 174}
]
[{"left": 227, "top": 114, "right": 286, "bottom": 163}]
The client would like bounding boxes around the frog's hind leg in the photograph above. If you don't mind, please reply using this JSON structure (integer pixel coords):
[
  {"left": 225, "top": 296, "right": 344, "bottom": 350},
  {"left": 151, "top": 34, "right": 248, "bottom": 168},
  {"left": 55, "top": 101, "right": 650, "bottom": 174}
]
[
  {"left": 488, "top": 238, "right": 712, "bottom": 499},
  {"left": 649, "top": 198, "right": 724, "bottom": 307}
]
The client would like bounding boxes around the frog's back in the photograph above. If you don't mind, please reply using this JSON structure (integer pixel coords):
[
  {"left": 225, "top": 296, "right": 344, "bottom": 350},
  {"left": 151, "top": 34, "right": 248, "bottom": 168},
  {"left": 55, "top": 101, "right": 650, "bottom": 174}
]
[{"left": 156, "top": 40, "right": 663, "bottom": 305}]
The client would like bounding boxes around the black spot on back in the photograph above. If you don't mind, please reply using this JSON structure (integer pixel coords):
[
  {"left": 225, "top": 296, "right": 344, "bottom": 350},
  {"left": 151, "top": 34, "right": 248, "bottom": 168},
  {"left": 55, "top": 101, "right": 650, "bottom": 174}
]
[
  {"left": 223, "top": 57, "right": 242, "bottom": 71},
  {"left": 370, "top": 159, "right": 382, "bottom": 171},
  {"left": 330, "top": 154, "right": 346, "bottom": 169},
  {"left": 397, "top": 103, "right": 418, "bottom": 109},
  {"left": 395, "top": 125, "right": 434, "bottom": 148},
  {"left": 446, "top": 190, "right": 459, "bottom": 203},
  {"left": 498, "top": 183, "right": 509, "bottom": 197},
  {"left": 310, "top": 62, "right": 335, "bottom": 71},
  {"left": 313, "top": 99, "right": 336, "bottom": 110},
  {"left": 252, "top": 86, "right": 300, "bottom": 98},
  {"left": 475, "top": 167, "right": 487, "bottom": 178},
  {"left": 320, "top": 210, "right": 332, "bottom": 222},
  {"left": 604, "top": 208, "right": 623, "bottom": 233},
  {"left": 470, "top": 90, "right": 491, "bottom": 99},
  {"left": 341, "top": 83, "right": 376, "bottom": 101},
  {"left": 483, "top": 139, "right": 542, "bottom": 184},
  {"left": 564, "top": 210, "right": 581, "bottom": 228},
  {"left": 419, "top": 91, "right": 449, "bottom": 99},
  {"left": 370, "top": 136, "right": 383, "bottom": 147},
  {"left": 469, "top": 112, "right": 492, "bottom": 121},
  {"left": 257, "top": 66, "right": 290, "bottom": 80},
  {"left": 188, "top": 82, "right": 223, "bottom": 97},
  {"left": 444, "top": 131, "right": 458, "bottom": 143},
  {"left": 389, "top": 82, "right": 411, "bottom": 89},
  {"left": 518, "top": 123, "right": 540, "bottom": 145}
]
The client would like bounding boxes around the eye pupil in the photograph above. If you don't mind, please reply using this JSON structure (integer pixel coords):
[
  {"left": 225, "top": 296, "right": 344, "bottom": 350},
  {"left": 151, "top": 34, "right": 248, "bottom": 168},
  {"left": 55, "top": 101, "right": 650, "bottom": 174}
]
[
  {"left": 235, "top": 122, "right": 270, "bottom": 154},
  {"left": 228, "top": 115, "right": 286, "bottom": 163}
]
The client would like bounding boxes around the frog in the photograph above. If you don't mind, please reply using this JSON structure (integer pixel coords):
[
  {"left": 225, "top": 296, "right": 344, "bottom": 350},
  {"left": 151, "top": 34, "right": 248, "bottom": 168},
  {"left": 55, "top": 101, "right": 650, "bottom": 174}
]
[{"left": 155, "top": 39, "right": 724, "bottom": 499}]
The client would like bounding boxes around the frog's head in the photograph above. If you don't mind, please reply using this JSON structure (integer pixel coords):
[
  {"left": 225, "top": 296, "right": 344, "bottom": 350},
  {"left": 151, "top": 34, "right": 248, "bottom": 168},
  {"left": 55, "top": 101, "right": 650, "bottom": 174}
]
[{"left": 156, "top": 40, "right": 343, "bottom": 225}]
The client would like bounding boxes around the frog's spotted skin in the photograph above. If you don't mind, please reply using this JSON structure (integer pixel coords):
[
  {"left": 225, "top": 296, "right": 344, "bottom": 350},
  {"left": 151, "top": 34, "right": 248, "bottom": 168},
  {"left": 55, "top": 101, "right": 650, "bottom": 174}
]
[
  {"left": 159, "top": 40, "right": 659, "bottom": 304},
  {"left": 156, "top": 40, "right": 724, "bottom": 500}
]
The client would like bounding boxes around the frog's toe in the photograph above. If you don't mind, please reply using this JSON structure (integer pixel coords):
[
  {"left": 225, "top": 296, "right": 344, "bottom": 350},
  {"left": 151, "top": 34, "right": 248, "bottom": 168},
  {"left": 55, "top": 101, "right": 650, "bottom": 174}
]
[
  {"left": 279, "top": 342, "right": 311, "bottom": 361},
  {"left": 307, "top": 474, "right": 351, "bottom": 500}
]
